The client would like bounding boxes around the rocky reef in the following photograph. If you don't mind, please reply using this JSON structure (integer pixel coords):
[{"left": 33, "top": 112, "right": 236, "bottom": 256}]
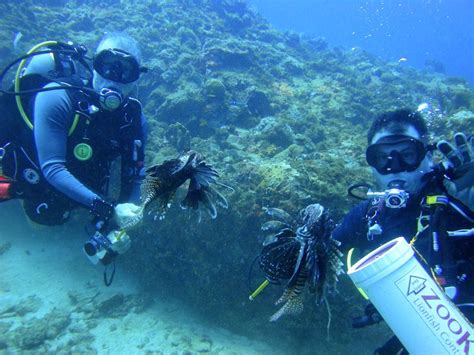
[{"left": 0, "top": 0, "right": 472, "bottom": 352}]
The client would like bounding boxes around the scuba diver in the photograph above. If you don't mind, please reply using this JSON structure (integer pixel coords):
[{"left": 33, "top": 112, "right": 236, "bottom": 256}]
[
  {"left": 0, "top": 33, "right": 148, "bottom": 270},
  {"left": 332, "top": 109, "right": 473, "bottom": 354}
]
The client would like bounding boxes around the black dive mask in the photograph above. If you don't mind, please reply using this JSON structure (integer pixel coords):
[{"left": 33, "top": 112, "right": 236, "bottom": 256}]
[
  {"left": 93, "top": 48, "right": 147, "bottom": 84},
  {"left": 366, "top": 135, "right": 430, "bottom": 175}
]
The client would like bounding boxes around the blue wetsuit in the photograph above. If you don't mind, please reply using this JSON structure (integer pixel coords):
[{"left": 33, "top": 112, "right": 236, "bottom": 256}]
[{"left": 20, "top": 84, "right": 147, "bottom": 223}]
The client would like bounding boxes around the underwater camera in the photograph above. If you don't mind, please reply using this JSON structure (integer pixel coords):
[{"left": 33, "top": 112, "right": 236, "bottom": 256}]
[
  {"left": 83, "top": 231, "right": 115, "bottom": 265},
  {"left": 367, "top": 188, "right": 409, "bottom": 208},
  {"left": 348, "top": 183, "right": 409, "bottom": 209}
]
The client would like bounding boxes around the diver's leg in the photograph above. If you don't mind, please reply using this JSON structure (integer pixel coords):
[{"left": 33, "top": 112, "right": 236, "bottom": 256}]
[{"left": 21, "top": 191, "right": 72, "bottom": 226}]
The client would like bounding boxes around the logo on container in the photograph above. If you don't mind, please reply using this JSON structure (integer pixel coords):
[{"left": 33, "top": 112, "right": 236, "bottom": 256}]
[{"left": 396, "top": 270, "right": 473, "bottom": 354}]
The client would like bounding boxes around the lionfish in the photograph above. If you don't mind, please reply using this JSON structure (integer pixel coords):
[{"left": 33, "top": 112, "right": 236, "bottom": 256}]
[
  {"left": 121, "top": 150, "right": 232, "bottom": 229},
  {"left": 258, "top": 204, "right": 344, "bottom": 331}
]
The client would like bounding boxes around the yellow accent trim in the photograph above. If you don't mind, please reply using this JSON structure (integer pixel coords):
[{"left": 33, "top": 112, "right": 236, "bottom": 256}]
[
  {"left": 68, "top": 113, "right": 80, "bottom": 136},
  {"left": 15, "top": 41, "right": 59, "bottom": 130},
  {"left": 347, "top": 248, "right": 369, "bottom": 300},
  {"left": 426, "top": 195, "right": 448, "bottom": 206},
  {"left": 116, "top": 230, "right": 126, "bottom": 241},
  {"left": 249, "top": 279, "right": 269, "bottom": 300}
]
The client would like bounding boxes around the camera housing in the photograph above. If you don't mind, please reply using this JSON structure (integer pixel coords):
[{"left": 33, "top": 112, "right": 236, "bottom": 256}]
[
  {"left": 367, "top": 188, "right": 409, "bottom": 209},
  {"left": 83, "top": 231, "right": 116, "bottom": 265}
]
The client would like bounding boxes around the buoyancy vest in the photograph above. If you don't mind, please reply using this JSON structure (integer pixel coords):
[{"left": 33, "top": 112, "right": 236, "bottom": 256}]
[{"left": 0, "top": 75, "right": 144, "bottom": 201}]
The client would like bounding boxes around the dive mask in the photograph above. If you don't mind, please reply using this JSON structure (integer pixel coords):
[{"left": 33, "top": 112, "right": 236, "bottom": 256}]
[
  {"left": 366, "top": 135, "right": 431, "bottom": 175},
  {"left": 93, "top": 48, "right": 147, "bottom": 84}
]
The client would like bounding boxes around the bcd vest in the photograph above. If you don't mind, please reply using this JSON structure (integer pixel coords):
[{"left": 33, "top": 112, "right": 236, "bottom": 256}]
[{"left": 0, "top": 76, "right": 144, "bottom": 200}]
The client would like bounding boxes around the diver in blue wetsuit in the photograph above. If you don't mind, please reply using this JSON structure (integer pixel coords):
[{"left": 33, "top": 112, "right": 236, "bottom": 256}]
[
  {"left": 0, "top": 33, "right": 148, "bottom": 266},
  {"left": 331, "top": 109, "right": 473, "bottom": 354}
]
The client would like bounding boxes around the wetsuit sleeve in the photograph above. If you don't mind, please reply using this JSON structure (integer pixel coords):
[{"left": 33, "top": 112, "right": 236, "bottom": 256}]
[
  {"left": 34, "top": 86, "right": 99, "bottom": 207},
  {"left": 332, "top": 201, "right": 369, "bottom": 253},
  {"left": 119, "top": 112, "right": 147, "bottom": 204}
]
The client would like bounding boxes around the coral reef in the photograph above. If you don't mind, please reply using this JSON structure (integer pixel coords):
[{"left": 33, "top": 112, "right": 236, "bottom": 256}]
[{"left": 0, "top": 0, "right": 472, "bottom": 351}]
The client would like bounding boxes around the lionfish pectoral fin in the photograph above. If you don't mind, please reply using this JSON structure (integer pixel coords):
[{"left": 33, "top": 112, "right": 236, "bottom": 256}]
[
  {"left": 209, "top": 185, "right": 229, "bottom": 209},
  {"left": 287, "top": 244, "right": 306, "bottom": 288},
  {"left": 155, "top": 191, "right": 175, "bottom": 212},
  {"left": 270, "top": 291, "right": 304, "bottom": 322},
  {"left": 215, "top": 181, "right": 235, "bottom": 192},
  {"left": 275, "top": 288, "right": 291, "bottom": 306},
  {"left": 201, "top": 190, "right": 217, "bottom": 219},
  {"left": 181, "top": 183, "right": 217, "bottom": 219}
]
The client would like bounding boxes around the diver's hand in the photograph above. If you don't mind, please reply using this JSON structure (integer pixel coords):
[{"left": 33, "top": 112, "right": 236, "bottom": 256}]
[
  {"left": 106, "top": 230, "right": 131, "bottom": 255},
  {"left": 437, "top": 133, "right": 474, "bottom": 211},
  {"left": 114, "top": 203, "right": 143, "bottom": 229}
]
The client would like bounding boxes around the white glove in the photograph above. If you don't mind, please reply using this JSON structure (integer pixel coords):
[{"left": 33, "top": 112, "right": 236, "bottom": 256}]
[
  {"left": 114, "top": 203, "right": 143, "bottom": 229},
  {"left": 106, "top": 230, "right": 131, "bottom": 255}
]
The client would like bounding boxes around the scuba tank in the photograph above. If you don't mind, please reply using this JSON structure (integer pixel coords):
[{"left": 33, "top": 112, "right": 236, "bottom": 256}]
[
  {"left": 0, "top": 40, "right": 93, "bottom": 131},
  {"left": 0, "top": 41, "right": 94, "bottom": 202}
]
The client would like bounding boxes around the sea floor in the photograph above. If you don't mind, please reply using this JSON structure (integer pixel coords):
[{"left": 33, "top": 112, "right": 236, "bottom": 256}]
[
  {"left": 0, "top": 201, "right": 390, "bottom": 354},
  {"left": 0, "top": 201, "right": 281, "bottom": 354}
]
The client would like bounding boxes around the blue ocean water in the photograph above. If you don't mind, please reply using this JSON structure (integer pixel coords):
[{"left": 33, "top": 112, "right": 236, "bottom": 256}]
[{"left": 248, "top": 0, "right": 474, "bottom": 86}]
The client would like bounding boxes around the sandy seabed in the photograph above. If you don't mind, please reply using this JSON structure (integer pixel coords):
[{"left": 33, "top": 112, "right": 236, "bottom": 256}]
[{"left": 0, "top": 201, "right": 279, "bottom": 354}]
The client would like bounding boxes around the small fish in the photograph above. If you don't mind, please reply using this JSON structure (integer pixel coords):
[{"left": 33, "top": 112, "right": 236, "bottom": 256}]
[
  {"left": 417, "top": 102, "right": 429, "bottom": 112},
  {"left": 398, "top": 57, "right": 408, "bottom": 63},
  {"left": 261, "top": 220, "right": 290, "bottom": 233},
  {"left": 12, "top": 32, "right": 23, "bottom": 49},
  {"left": 262, "top": 207, "right": 293, "bottom": 224}
]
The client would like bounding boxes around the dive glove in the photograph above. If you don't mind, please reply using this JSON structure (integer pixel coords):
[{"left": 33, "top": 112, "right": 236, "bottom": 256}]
[
  {"left": 90, "top": 197, "right": 115, "bottom": 230},
  {"left": 437, "top": 132, "right": 474, "bottom": 211},
  {"left": 114, "top": 202, "right": 143, "bottom": 229}
]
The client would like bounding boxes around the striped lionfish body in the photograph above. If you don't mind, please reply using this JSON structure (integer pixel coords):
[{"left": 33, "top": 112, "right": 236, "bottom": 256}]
[
  {"left": 259, "top": 204, "right": 344, "bottom": 322},
  {"left": 122, "top": 151, "right": 232, "bottom": 229}
]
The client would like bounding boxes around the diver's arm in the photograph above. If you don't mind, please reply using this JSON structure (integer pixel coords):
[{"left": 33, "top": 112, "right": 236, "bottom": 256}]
[
  {"left": 34, "top": 86, "right": 99, "bottom": 207},
  {"left": 119, "top": 112, "right": 147, "bottom": 204}
]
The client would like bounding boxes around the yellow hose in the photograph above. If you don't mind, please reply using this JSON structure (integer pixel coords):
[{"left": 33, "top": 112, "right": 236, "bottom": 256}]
[
  {"left": 347, "top": 248, "right": 369, "bottom": 300},
  {"left": 14, "top": 41, "right": 58, "bottom": 130}
]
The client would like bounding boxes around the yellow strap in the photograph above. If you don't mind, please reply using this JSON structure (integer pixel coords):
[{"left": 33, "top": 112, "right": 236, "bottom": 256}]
[
  {"left": 249, "top": 279, "right": 269, "bottom": 300},
  {"left": 426, "top": 195, "right": 448, "bottom": 206}
]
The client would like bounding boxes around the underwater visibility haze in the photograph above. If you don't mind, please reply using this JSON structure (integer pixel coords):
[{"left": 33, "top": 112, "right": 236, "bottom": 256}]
[
  {"left": 249, "top": 0, "right": 474, "bottom": 86},
  {"left": 0, "top": 0, "right": 473, "bottom": 353}
]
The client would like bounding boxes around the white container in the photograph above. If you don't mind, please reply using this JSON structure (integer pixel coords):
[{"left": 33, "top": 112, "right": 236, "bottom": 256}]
[{"left": 348, "top": 237, "right": 473, "bottom": 355}]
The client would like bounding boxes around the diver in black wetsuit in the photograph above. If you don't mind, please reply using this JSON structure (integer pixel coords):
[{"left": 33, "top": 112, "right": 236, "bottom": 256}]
[
  {"left": 0, "top": 33, "right": 148, "bottom": 266},
  {"left": 331, "top": 109, "right": 473, "bottom": 354}
]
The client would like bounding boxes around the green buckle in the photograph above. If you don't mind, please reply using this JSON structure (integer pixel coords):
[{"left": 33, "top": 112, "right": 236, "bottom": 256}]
[{"left": 73, "top": 143, "right": 93, "bottom": 161}]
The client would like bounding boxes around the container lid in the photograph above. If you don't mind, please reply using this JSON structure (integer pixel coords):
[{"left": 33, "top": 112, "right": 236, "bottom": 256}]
[{"left": 347, "top": 237, "right": 414, "bottom": 287}]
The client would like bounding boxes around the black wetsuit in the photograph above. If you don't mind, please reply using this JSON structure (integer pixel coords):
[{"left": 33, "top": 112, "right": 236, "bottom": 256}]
[
  {"left": 332, "top": 183, "right": 474, "bottom": 353},
  {"left": 0, "top": 83, "right": 147, "bottom": 225}
]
